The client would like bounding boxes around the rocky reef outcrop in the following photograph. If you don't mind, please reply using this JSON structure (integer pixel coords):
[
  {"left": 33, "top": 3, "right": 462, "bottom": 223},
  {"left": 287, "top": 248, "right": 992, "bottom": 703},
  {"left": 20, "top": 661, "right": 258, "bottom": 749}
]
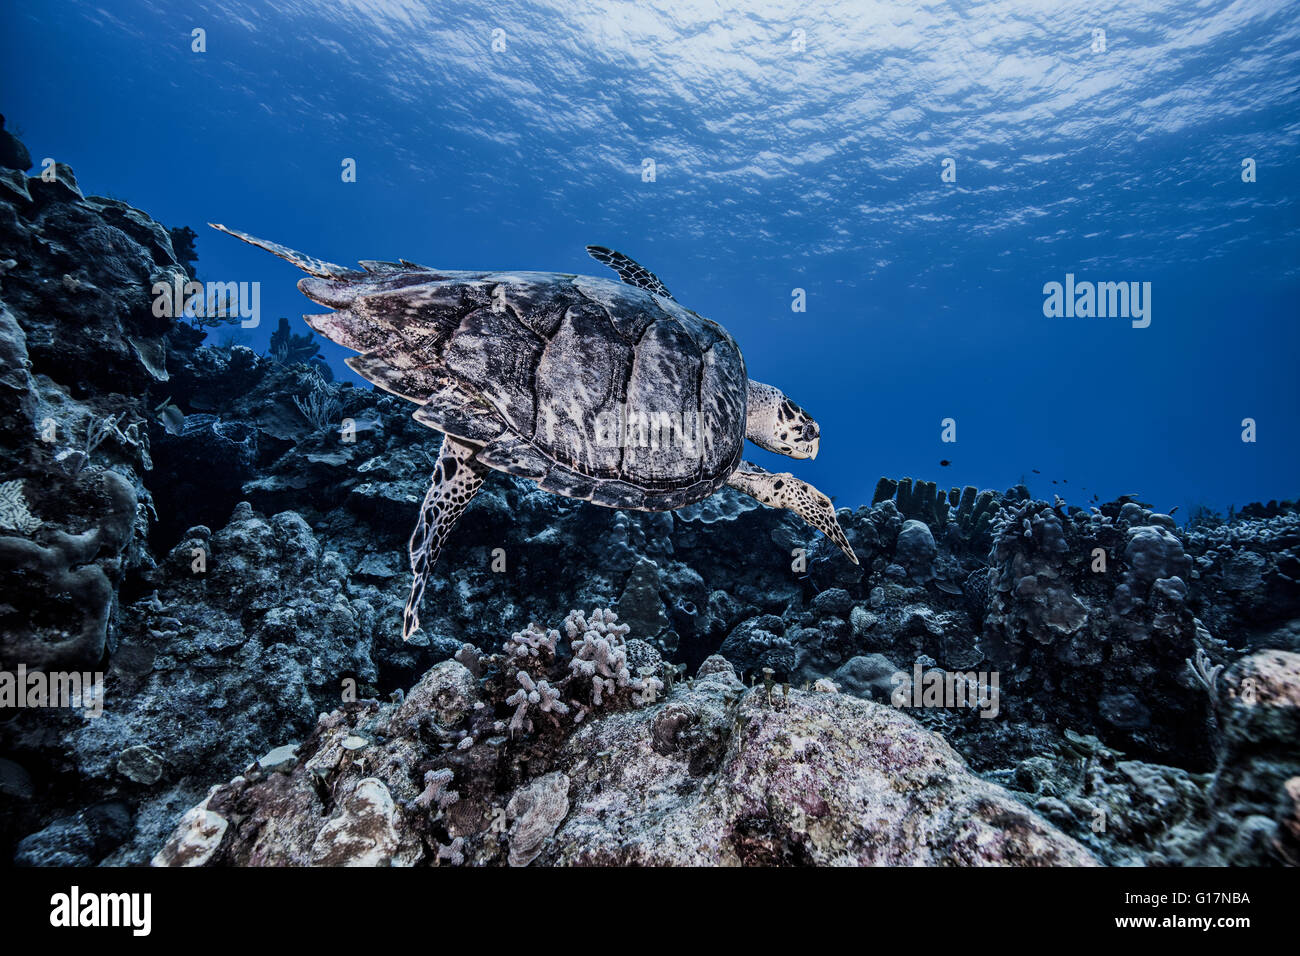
[
  {"left": 1, "top": 134, "right": 1296, "bottom": 867},
  {"left": 154, "top": 647, "right": 1095, "bottom": 867}
]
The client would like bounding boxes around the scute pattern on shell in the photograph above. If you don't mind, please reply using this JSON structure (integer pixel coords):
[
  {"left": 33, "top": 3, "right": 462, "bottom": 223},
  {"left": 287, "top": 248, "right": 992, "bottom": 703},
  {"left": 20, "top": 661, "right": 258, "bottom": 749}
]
[{"left": 301, "top": 266, "right": 748, "bottom": 511}]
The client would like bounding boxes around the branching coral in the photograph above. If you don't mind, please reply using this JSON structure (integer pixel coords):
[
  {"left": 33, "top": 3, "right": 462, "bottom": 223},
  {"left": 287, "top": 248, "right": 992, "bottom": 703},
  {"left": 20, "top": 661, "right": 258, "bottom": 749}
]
[
  {"left": 0, "top": 479, "right": 40, "bottom": 533},
  {"left": 505, "top": 671, "right": 569, "bottom": 735},
  {"left": 567, "top": 609, "right": 633, "bottom": 708},
  {"left": 293, "top": 372, "right": 342, "bottom": 431},
  {"left": 504, "top": 622, "right": 559, "bottom": 670},
  {"left": 496, "top": 608, "right": 663, "bottom": 734},
  {"left": 1186, "top": 647, "right": 1224, "bottom": 697},
  {"left": 412, "top": 768, "right": 460, "bottom": 814},
  {"left": 564, "top": 608, "right": 663, "bottom": 718},
  {"left": 55, "top": 412, "right": 150, "bottom": 475},
  {"left": 435, "top": 836, "right": 465, "bottom": 866}
]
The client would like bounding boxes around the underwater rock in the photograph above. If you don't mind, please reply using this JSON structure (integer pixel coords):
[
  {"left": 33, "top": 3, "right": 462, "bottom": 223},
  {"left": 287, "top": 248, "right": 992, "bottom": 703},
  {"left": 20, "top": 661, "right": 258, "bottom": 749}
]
[
  {"left": 1124, "top": 525, "right": 1192, "bottom": 586},
  {"left": 150, "top": 414, "right": 258, "bottom": 547},
  {"left": 0, "top": 118, "right": 32, "bottom": 172},
  {"left": 13, "top": 802, "right": 133, "bottom": 867},
  {"left": 0, "top": 174, "right": 178, "bottom": 396},
  {"left": 0, "top": 469, "right": 137, "bottom": 671},
  {"left": 2, "top": 498, "right": 384, "bottom": 864},
  {"left": 982, "top": 498, "right": 1213, "bottom": 763},
  {"left": 831, "top": 653, "right": 901, "bottom": 703},
  {"left": 550, "top": 677, "right": 1095, "bottom": 866},
  {"left": 895, "top": 518, "right": 937, "bottom": 581},
  {"left": 116, "top": 744, "right": 167, "bottom": 785},
  {"left": 0, "top": 155, "right": 181, "bottom": 695},
  {"left": 673, "top": 487, "right": 760, "bottom": 524},
  {"left": 720, "top": 614, "right": 795, "bottom": 679},
  {"left": 150, "top": 788, "right": 227, "bottom": 867},
  {"left": 1096, "top": 648, "right": 1300, "bottom": 866},
  {"left": 810, "top": 586, "right": 854, "bottom": 618},
  {"left": 1201, "top": 649, "right": 1300, "bottom": 861},
  {"left": 150, "top": 609, "right": 663, "bottom": 867},
  {"left": 998, "top": 735, "right": 1209, "bottom": 866},
  {"left": 156, "top": 652, "right": 1095, "bottom": 867},
  {"left": 309, "top": 778, "right": 404, "bottom": 866},
  {"left": 256, "top": 744, "right": 299, "bottom": 774},
  {"left": 615, "top": 557, "right": 669, "bottom": 647}
]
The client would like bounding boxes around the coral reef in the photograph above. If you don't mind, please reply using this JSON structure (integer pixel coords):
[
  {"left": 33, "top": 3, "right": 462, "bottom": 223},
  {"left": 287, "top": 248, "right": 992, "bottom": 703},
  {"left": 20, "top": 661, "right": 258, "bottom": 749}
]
[
  {"left": 268, "top": 316, "right": 331, "bottom": 379},
  {"left": 1, "top": 141, "right": 1297, "bottom": 867},
  {"left": 982, "top": 497, "right": 1218, "bottom": 761},
  {"left": 154, "top": 653, "right": 1095, "bottom": 866}
]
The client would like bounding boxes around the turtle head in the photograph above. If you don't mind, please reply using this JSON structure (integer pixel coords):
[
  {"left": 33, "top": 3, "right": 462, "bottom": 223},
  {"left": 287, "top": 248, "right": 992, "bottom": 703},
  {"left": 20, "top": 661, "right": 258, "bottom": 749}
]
[{"left": 746, "top": 380, "right": 820, "bottom": 460}]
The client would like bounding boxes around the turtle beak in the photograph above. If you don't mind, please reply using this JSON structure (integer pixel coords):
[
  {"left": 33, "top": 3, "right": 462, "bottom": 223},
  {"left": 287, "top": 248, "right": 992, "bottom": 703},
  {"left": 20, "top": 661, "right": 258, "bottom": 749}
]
[{"left": 810, "top": 437, "right": 820, "bottom": 460}]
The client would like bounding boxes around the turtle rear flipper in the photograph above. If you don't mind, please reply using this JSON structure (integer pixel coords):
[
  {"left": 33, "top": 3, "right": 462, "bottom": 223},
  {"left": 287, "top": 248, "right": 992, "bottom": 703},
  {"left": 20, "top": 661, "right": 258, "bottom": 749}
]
[
  {"left": 404, "top": 435, "right": 490, "bottom": 641},
  {"left": 208, "top": 223, "right": 363, "bottom": 280},
  {"left": 586, "top": 245, "right": 675, "bottom": 301}
]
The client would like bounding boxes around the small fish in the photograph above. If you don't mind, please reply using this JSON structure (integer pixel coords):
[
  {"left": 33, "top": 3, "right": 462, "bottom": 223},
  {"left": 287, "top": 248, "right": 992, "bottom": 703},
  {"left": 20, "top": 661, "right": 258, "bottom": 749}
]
[
  {"left": 155, "top": 400, "right": 185, "bottom": 436},
  {"left": 1169, "top": 506, "right": 1179, "bottom": 515},
  {"left": 939, "top": 459, "right": 951, "bottom": 467},
  {"left": 1032, "top": 468, "right": 1041, "bottom": 474}
]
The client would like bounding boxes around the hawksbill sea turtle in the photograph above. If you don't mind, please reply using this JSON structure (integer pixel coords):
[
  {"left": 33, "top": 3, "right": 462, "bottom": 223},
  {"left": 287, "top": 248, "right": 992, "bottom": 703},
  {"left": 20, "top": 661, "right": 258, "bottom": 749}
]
[{"left": 211, "top": 225, "right": 858, "bottom": 640}]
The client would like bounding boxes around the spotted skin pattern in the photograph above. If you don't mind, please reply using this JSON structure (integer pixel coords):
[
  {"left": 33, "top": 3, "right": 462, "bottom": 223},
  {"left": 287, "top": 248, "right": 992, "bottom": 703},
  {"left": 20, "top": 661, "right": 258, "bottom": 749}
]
[
  {"left": 586, "top": 245, "right": 674, "bottom": 301},
  {"left": 404, "top": 435, "right": 490, "bottom": 640},
  {"left": 726, "top": 461, "right": 857, "bottom": 564},
  {"left": 745, "top": 381, "right": 820, "bottom": 459}
]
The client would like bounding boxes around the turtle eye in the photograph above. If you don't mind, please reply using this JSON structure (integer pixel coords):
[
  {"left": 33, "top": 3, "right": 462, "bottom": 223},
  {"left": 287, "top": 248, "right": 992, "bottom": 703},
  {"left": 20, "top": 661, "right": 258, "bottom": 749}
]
[{"left": 800, "top": 422, "right": 818, "bottom": 441}]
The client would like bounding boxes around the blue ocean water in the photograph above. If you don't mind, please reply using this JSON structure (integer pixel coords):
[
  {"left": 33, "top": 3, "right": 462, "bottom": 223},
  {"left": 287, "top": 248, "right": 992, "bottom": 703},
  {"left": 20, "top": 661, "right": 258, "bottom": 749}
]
[{"left": 5, "top": 0, "right": 1298, "bottom": 517}]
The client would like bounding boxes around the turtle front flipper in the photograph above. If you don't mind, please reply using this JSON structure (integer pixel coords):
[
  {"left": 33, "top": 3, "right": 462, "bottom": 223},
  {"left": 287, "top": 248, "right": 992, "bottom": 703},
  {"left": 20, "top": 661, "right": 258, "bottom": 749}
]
[
  {"left": 725, "top": 462, "right": 858, "bottom": 565},
  {"left": 404, "top": 435, "right": 491, "bottom": 641}
]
